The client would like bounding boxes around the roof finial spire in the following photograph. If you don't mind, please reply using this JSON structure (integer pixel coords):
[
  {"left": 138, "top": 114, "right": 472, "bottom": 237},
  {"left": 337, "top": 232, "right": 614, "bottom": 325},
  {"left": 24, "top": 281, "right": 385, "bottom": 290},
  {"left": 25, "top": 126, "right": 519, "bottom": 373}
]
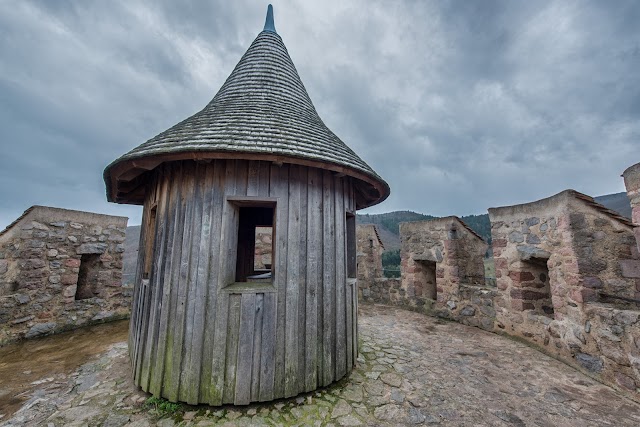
[{"left": 263, "top": 4, "right": 276, "bottom": 33}]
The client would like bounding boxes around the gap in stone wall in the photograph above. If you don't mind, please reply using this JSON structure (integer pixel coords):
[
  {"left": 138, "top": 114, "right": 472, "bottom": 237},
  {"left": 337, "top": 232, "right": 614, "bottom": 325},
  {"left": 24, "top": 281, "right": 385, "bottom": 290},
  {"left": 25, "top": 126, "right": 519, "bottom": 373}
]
[
  {"left": 521, "top": 257, "right": 554, "bottom": 318},
  {"left": 416, "top": 259, "right": 437, "bottom": 300},
  {"left": 75, "top": 254, "right": 101, "bottom": 300}
]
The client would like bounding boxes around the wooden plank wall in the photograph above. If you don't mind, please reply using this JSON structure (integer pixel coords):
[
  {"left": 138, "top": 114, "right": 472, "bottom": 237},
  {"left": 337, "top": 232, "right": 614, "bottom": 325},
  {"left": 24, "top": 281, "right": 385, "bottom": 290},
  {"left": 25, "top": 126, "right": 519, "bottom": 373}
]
[{"left": 128, "top": 159, "right": 358, "bottom": 405}]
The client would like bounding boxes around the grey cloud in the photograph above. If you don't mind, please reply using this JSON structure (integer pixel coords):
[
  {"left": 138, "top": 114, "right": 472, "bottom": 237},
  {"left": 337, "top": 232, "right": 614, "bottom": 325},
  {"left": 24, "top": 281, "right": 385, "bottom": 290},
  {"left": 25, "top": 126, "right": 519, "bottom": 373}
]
[{"left": 1, "top": 0, "right": 639, "bottom": 227}]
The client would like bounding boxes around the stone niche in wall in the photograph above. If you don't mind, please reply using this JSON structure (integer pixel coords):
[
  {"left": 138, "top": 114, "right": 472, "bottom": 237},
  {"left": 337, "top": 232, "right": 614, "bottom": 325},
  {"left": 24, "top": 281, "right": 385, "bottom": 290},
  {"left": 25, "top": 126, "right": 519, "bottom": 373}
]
[{"left": 0, "top": 205, "right": 130, "bottom": 345}]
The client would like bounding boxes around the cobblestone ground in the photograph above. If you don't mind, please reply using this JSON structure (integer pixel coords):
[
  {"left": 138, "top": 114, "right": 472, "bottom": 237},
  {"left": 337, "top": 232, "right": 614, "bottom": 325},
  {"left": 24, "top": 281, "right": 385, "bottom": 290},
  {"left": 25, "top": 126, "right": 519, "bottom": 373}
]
[{"left": 2, "top": 304, "right": 640, "bottom": 426}]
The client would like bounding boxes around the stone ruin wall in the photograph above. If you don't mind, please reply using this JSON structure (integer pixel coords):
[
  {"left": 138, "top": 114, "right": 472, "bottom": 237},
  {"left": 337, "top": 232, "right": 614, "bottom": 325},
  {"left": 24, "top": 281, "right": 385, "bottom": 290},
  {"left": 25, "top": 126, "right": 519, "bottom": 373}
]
[
  {"left": 489, "top": 192, "right": 640, "bottom": 400},
  {"left": 356, "top": 225, "right": 387, "bottom": 303},
  {"left": 355, "top": 190, "right": 640, "bottom": 402},
  {"left": 0, "top": 207, "right": 131, "bottom": 345},
  {"left": 398, "top": 217, "right": 494, "bottom": 330}
]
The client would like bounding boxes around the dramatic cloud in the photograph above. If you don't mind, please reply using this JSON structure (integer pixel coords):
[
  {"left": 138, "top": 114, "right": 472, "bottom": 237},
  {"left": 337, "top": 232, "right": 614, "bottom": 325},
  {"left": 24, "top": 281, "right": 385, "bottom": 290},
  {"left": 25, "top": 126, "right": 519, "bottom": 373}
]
[{"left": 1, "top": 0, "right": 639, "bottom": 228}]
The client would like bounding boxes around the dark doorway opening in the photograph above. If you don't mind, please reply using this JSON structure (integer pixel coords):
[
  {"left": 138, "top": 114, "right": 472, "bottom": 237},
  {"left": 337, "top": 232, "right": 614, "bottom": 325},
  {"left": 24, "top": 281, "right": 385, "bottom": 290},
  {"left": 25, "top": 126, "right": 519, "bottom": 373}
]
[{"left": 236, "top": 206, "right": 275, "bottom": 282}]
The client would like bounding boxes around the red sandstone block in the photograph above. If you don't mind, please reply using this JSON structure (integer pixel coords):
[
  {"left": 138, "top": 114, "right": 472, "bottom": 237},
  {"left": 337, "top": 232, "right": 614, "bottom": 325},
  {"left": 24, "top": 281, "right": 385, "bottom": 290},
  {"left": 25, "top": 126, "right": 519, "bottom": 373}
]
[
  {"left": 497, "top": 281, "right": 508, "bottom": 290},
  {"left": 493, "top": 248, "right": 503, "bottom": 257},
  {"left": 510, "top": 299, "right": 534, "bottom": 311},
  {"left": 61, "top": 274, "right": 78, "bottom": 286},
  {"left": 510, "top": 288, "right": 548, "bottom": 300},
  {"left": 64, "top": 258, "right": 81, "bottom": 268},
  {"left": 495, "top": 270, "right": 502, "bottom": 278},
  {"left": 494, "top": 258, "right": 508, "bottom": 269},
  {"left": 569, "top": 288, "right": 583, "bottom": 303},
  {"left": 493, "top": 239, "right": 507, "bottom": 248},
  {"left": 436, "top": 268, "right": 445, "bottom": 278},
  {"left": 508, "top": 271, "right": 535, "bottom": 282}
]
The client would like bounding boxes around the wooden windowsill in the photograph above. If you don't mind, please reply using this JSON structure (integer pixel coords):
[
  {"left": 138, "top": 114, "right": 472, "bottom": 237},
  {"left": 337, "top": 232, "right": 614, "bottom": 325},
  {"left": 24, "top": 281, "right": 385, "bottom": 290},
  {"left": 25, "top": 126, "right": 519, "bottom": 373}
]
[{"left": 223, "top": 282, "right": 277, "bottom": 294}]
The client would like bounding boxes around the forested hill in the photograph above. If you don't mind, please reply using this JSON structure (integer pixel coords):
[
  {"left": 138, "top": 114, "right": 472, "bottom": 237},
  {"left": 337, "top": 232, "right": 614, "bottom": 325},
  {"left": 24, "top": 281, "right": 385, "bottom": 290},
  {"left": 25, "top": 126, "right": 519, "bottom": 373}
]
[
  {"left": 356, "top": 192, "right": 631, "bottom": 252},
  {"left": 356, "top": 211, "right": 491, "bottom": 251}
]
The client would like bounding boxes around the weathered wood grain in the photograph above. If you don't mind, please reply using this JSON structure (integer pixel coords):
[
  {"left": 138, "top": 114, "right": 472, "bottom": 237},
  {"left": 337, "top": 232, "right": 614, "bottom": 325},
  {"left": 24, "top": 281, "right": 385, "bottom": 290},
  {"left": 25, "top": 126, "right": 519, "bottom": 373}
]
[{"left": 129, "top": 159, "right": 359, "bottom": 405}]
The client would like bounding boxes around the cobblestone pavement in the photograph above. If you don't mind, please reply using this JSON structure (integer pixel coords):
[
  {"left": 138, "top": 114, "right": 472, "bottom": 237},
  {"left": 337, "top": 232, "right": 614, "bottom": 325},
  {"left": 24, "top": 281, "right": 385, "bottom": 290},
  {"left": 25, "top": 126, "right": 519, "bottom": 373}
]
[{"left": 2, "top": 304, "right": 640, "bottom": 426}]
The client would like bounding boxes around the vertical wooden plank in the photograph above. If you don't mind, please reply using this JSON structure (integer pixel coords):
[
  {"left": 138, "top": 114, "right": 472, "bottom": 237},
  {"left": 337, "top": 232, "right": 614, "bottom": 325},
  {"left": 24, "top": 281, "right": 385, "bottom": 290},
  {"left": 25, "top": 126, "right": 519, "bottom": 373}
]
[
  {"left": 209, "top": 160, "right": 239, "bottom": 405},
  {"left": 334, "top": 175, "right": 347, "bottom": 380},
  {"left": 321, "top": 170, "right": 335, "bottom": 386},
  {"left": 200, "top": 160, "right": 225, "bottom": 404},
  {"left": 346, "top": 280, "right": 353, "bottom": 371},
  {"left": 250, "top": 293, "right": 264, "bottom": 402},
  {"left": 350, "top": 180, "right": 359, "bottom": 365},
  {"left": 140, "top": 169, "right": 169, "bottom": 390},
  {"left": 166, "top": 162, "right": 196, "bottom": 401},
  {"left": 296, "top": 167, "right": 308, "bottom": 394},
  {"left": 180, "top": 163, "right": 207, "bottom": 404},
  {"left": 161, "top": 164, "right": 186, "bottom": 400},
  {"left": 235, "top": 159, "right": 249, "bottom": 197},
  {"left": 223, "top": 294, "right": 242, "bottom": 404},
  {"left": 149, "top": 165, "right": 179, "bottom": 396},
  {"left": 247, "top": 160, "right": 260, "bottom": 196},
  {"left": 284, "top": 164, "right": 301, "bottom": 398},
  {"left": 257, "top": 161, "right": 271, "bottom": 196},
  {"left": 259, "top": 292, "right": 276, "bottom": 401},
  {"left": 271, "top": 164, "right": 289, "bottom": 398},
  {"left": 305, "top": 168, "right": 321, "bottom": 391},
  {"left": 235, "top": 293, "right": 257, "bottom": 405},
  {"left": 133, "top": 170, "right": 161, "bottom": 381}
]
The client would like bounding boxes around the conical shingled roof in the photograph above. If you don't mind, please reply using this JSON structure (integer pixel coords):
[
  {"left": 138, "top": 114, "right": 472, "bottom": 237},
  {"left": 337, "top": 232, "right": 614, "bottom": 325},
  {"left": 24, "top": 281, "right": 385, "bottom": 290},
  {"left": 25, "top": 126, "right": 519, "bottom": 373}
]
[{"left": 104, "top": 6, "right": 389, "bottom": 209}]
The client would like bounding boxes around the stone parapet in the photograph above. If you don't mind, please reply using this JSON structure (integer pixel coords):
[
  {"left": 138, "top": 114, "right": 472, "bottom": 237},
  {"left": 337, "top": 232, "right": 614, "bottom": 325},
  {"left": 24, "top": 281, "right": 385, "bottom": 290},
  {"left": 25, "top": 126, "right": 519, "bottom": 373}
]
[{"left": 0, "top": 206, "right": 130, "bottom": 345}]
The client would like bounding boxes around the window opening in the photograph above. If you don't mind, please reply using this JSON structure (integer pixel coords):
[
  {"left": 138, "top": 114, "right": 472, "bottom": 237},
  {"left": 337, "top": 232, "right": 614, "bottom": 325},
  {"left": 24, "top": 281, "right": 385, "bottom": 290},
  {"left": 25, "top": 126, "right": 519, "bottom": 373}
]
[
  {"left": 76, "top": 254, "right": 100, "bottom": 300},
  {"left": 520, "top": 257, "right": 553, "bottom": 318},
  {"left": 236, "top": 206, "right": 275, "bottom": 283}
]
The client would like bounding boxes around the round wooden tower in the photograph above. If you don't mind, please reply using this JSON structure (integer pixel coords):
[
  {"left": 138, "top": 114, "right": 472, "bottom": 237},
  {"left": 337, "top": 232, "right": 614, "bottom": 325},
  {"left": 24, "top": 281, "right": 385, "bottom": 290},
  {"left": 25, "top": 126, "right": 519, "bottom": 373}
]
[{"left": 104, "top": 5, "right": 389, "bottom": 405}]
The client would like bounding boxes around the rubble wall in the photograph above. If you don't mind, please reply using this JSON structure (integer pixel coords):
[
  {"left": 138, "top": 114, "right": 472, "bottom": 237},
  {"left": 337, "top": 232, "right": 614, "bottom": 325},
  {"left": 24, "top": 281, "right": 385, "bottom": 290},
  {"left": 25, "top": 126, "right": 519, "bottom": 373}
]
[
  {"left": 489, "top": 191, "right": 640, "bottom": 401},
  {"left": 356, "top": 224, "right": 384, "bottom": 302},
  {"left": 0, "top": 206, "right": 130, "bottom": 345}
]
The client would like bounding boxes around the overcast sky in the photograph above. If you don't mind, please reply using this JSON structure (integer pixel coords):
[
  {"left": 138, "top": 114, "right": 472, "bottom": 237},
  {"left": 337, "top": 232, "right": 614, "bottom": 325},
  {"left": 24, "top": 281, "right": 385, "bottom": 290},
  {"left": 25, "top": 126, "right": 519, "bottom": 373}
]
[{"left": 1, "top": 0, "right": 639, "bottom": 228}]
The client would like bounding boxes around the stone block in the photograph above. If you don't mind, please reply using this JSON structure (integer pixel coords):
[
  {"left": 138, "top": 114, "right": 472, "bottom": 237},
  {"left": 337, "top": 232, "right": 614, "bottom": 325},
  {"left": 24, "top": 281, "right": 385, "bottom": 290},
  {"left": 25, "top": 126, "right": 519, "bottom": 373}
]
[
  {"left": 63, "top": 285, "right": 77, "bottom": 297},
  {"left": 509, "top": 231, "right": 524, "bottom": 243},
  {"left": 619, "top": 259, "right": 640, "bottom": 278},
  {"left": 526, "top": 234, "right": 541, "bottom": 244},
  {"left": 25, "top": 322, "right": 57, "bottom": 338},
  {"left": 0, "top": 260, "right": 7, "bottom": 275},
  {"left": 615, "top": 372, "right": 637, "bottom": 391},
  {"left": 460, "top": 306, "right": 476, "bottom": 316},
  {"left": 508, "top": 271, "right": 535, "bottom": 282},
  {"left": 493, "top": 239, "right": 507, "bottom": 248},
  {"left": 582, "top": 276, "right": 603, "bottom": 289},
  {"left": 76, "top": 243, "right": 107, "bottom": 254},
  {"left": 575, "top": 353, "right": 603, "bottom": 373},
  {"left": 19, "top": 258, "right": 46, "bottom": 269},
  {"left": 14, "top": 294, "right": 30, "bottom": 305},
  {"left": 525, "top": 217, "right": 540, "bottom": 226},
  {"left": 517, "top": 246, "right": 550, "bottom": 262},
  {"left": 64, "top": 258, "right": 81, "bottom": 268},
  {"left": 510, "top": 289, "right": 548, "bottom": 300},
  {"left": 61, "top": 274, "right": 78, "bottom": 286},
  {"left": 569, "top": 213, "right": 586, "bottom": 229}
]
